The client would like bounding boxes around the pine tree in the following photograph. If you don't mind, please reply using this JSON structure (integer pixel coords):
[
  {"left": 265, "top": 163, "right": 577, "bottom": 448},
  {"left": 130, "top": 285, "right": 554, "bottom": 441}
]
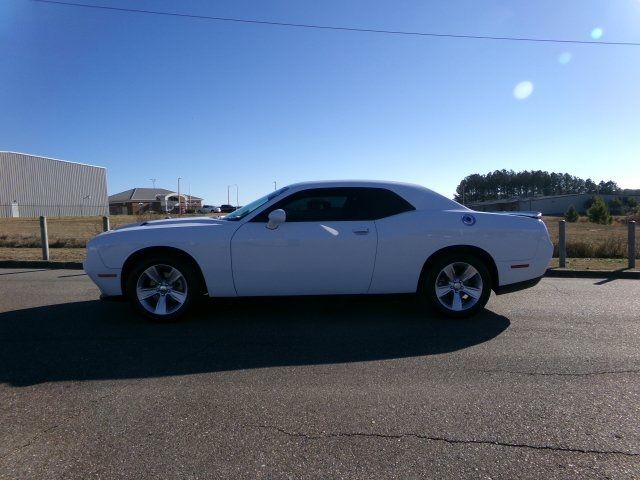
[
  {"left": 587, "top": 196, "right": 612, "bottom": 224},
  {"left": 565, "top": 205, "right": 579, "bottom": 222}
]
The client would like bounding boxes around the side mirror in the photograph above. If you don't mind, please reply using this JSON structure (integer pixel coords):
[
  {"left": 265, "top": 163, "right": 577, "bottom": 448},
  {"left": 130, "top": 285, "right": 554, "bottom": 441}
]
[{"left": 266, "top": 209, "right": 286, "bottom": 230}]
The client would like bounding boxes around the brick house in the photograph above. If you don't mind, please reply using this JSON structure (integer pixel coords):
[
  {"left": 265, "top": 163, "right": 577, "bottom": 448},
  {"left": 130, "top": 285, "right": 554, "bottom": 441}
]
[{"left": 108, "top": 188, "right": 203, "bottom": 215}]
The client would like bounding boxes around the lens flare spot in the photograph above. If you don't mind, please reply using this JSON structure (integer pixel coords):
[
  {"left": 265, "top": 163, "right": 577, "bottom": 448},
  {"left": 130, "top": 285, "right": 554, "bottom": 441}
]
[
  {"left": 591, "top": 27, "right": 603, "bottom": 40},
  {"left": 558, "top": 51, "right": 572, "bottom": 65},
  {"left": 513, "top": 81, "right": 534, "bottom": 100}
]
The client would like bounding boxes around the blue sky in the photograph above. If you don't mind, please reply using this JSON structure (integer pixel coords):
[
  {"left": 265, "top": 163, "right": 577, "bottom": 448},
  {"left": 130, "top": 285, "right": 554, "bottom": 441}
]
[{"left": 1, "top": 0, "right": 639, "bottom": 205}]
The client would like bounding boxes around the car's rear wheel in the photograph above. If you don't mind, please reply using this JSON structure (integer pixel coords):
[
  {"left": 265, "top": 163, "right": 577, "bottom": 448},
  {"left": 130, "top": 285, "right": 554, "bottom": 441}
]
[
  {"left": 125, "top": 256, "right": 198, "bottom": 322},
  {"left": 423, "top": 253, "right": 492, "bottom": 318}
]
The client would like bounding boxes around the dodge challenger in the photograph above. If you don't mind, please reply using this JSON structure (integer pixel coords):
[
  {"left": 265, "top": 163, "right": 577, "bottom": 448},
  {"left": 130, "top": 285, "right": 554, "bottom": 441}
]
[{"left": 85, "top": 181, "right": 553, "bottom": 321}]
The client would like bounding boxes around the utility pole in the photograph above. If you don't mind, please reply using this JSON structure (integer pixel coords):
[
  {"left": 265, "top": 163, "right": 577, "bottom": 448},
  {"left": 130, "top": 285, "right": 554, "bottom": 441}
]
[
  {"left": 178, "top": 177, "right": 182, "bottom": 214},
  {"left": 273, "top": 181, "right": 277, "bottom": 191},
  {"left": 150, "top": 178, "right": 156, "bottom": 189},
  {"left": 234, "top": 184, "right": 239, "bottom": 207}
]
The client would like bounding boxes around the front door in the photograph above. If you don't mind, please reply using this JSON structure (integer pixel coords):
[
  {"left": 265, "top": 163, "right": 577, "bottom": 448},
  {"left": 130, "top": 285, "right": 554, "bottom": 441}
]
[{"left": 231, "top": 188, "right": 377, "bottom": 296}]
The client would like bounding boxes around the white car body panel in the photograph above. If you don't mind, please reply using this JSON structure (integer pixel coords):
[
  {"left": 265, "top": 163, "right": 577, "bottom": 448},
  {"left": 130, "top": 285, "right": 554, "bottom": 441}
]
[
  {"left": 231, "top": 220, "right": 377, "bottom": 295},
  {"left": 369, "top": 209, "right": 551, "bottom": 294},
  {"left": 84, "top": 180, "right": 553, "bottom": 299},
  {"left": 87, "top": 218, "right": 238, "bottom": 297}
]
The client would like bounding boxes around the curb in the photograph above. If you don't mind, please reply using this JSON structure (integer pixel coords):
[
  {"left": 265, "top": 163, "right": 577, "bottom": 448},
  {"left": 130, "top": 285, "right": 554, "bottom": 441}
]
[
  {"left": 545, "top": 268, "right": 640, "bottom": 279},
  {"left": 0, "top": 260, "right": 83, "bottom": 270}
]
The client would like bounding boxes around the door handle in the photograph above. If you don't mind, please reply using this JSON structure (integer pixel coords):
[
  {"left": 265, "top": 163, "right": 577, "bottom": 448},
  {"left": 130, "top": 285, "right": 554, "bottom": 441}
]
[{"left": 352, "top": 228, "right": 369, "bottom": 235}]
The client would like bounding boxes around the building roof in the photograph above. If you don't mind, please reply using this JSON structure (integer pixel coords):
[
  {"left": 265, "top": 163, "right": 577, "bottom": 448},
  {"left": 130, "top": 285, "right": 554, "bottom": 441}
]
[
  {"left": 0, "top": 151, "right": 105, "bottom": 169},
  {"left": 109, "top": 188, "right": 202, "bottom": 202}
]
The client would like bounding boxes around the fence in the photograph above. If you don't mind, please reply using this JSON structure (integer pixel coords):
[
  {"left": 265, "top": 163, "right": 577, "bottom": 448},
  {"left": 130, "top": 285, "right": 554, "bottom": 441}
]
[
  {"left": 34, "top": 216, "right": 110, "bottom": 261},
  {"left": 1, "top": 215, "right": 638, "bottom": 268},
  {"left": 0, "top": 215, "right": 121, "bottom": 262},
  {"left": 557, "top": 220, "right": 637, "bottom": 269},
  {"left": 0, "top": 203, "right": 109, "bottom": 218}
]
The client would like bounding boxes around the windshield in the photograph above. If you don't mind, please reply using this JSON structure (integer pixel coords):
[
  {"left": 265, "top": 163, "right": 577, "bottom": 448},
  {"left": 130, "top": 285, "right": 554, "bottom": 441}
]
[{"left": 223, "top": 187, "right": 289, "bottom": 221}]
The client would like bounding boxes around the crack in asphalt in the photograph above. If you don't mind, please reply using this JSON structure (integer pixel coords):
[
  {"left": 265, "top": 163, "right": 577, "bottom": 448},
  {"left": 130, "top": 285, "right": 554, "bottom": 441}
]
[
  {"left": 0, "top": 391, "right": 114, "bottom": 463},
  {"left": 253, "top": 424, "right": 639, "bottom": 457},
  {"left": 544, "top": 282, "right": 571, "bottom": 296},
  {"left": 477, "top": 369, "right": 640, "bottom": 377}
]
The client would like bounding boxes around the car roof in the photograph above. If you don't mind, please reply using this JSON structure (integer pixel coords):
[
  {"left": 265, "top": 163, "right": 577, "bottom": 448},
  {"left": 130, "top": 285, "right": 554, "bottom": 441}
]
[{"left": 283, "top": 180, "right": 464, "bottom": 211}]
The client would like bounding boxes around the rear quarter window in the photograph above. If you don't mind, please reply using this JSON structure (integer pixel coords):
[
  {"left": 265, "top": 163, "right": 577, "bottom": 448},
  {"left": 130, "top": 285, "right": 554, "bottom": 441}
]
[{"left": 348, "top": 188, "right": 415, "bottom": 220}]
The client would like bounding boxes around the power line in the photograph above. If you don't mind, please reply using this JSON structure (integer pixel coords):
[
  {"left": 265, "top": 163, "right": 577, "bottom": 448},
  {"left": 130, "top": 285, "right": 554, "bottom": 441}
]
[{"left": 32, "top": 0, "right": 640, "bottom": 47}]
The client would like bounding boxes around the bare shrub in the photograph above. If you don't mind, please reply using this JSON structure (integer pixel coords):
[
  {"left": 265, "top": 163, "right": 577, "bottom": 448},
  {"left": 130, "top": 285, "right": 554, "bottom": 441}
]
[
  {"left": 565, "top": 241, "right": 595, "bottom": 258},
  {"left": 0, "top": 234, "right": 86, "bottom": 249},
  {"left": 0, "top": 234, "right": 41, "bottom": 248},
  {"left": 553, "top": 239, "right": 633, "bottom": 259},
  {"left": 49, "top": 238, "right": 87, "bottom": 248},
  {"left": 593, "top": 237, "right": 626, "bottom": 258}
]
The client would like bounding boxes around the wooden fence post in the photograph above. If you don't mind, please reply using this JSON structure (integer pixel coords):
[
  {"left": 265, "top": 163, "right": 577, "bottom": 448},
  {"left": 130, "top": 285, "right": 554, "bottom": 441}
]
[
  {"left": 39, "top": 216, "right": 49, "bottom": 261},
  {"left": 629, "top": 221, "right": 636, "bottom": 269},
  {"left": 559, "top": 220, "right": 566, "bottom": 268}
]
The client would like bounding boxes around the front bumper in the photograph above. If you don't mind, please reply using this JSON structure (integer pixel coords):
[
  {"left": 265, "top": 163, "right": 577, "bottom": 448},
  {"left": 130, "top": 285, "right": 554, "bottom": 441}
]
[{"left": 84, "top": 247, "right": 123, "bottom": 297}]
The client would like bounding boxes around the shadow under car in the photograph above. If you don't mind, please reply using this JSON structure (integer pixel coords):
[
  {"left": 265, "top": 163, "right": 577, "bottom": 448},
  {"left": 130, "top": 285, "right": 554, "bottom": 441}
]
[{"left": 0, "top": 295, "right": 510, "bottom": 386}]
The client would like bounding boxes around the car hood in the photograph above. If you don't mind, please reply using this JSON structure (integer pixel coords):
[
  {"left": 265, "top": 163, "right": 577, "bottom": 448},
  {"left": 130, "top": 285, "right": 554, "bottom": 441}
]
[{"left": 115, "top": 216, "right": 228, "bottom": 231}]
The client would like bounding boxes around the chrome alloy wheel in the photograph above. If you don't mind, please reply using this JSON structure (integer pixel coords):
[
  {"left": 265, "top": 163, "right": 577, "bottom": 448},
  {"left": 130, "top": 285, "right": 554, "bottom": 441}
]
[
  {"left": 434, "top": 262, "right": 483, "bottom": 312},
  {"left": 135, "top": 264, "right": 188, "bottom": 316}
]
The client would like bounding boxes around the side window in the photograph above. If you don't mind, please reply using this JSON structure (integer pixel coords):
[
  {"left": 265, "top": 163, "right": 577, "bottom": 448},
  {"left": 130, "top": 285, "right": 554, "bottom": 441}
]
[
  {"left": 252, "top": 187, "right": 414, "bottom": 222},
  {"left": 280, "top": 194, "right": 349, "bottom": 222},
  {"left": 252, "top": 188, "right": 352, "bottom": 222}
]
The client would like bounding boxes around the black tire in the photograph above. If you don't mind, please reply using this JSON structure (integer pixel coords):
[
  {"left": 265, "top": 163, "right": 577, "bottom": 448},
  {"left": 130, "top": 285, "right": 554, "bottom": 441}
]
[
  {"left": 423, "top": 253, "right": 492, "bottom": 319},
  {"left": 125, "top": 255, "right": 200, "bottom": 322}
]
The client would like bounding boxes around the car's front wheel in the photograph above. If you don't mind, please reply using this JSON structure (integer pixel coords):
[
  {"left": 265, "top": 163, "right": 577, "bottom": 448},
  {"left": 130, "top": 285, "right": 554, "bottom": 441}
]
[
  {"left": 125, "top": 256, "right": 198, "bottom": 321},
  {"left": 423, "top": 253, "right": 492, "bottom": 318}
]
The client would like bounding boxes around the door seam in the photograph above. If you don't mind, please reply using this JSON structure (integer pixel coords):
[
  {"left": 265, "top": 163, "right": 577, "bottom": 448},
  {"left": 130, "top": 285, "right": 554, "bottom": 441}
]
[{"left": 366, "top": 221, "right": 379, "bottom": 293}]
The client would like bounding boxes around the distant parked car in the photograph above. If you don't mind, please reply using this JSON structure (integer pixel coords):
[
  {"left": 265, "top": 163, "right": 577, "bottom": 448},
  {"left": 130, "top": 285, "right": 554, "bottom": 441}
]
[
  {"left": 85, "top": 180, "right": 553, "bottom": 322},
  {"left": 219, "top": 204, "right": 238, "bottom": 213},
  {"left": 198, "top": 205, "right": 221, "bottom": 213}
]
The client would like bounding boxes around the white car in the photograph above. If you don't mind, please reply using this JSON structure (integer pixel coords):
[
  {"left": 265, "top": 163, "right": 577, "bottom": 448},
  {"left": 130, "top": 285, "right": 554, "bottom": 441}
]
[
  {"left": 197, "top": 205, "right": 221, "bottom": 213},
  {"left": 85, "top": 181, "right": 553, "bottom": 321}
]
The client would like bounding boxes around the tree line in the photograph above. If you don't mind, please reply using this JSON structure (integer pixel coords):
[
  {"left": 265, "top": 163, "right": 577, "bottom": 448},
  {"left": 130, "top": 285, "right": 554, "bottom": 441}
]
[{"left": 454, "top": 170, "right": 622, "bottom": 203}]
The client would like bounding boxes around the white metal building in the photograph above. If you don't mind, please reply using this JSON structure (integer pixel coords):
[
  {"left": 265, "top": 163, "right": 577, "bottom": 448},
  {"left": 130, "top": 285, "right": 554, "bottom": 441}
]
[{"left": 0, "top": 151, "right": 108, "bottom": 217}]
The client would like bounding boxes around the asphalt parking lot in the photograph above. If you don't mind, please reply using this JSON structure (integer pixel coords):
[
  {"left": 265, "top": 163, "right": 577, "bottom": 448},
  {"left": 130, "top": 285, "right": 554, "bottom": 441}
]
[{"left": 0, "top": 268, "right": 638, "bottom": 479}]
